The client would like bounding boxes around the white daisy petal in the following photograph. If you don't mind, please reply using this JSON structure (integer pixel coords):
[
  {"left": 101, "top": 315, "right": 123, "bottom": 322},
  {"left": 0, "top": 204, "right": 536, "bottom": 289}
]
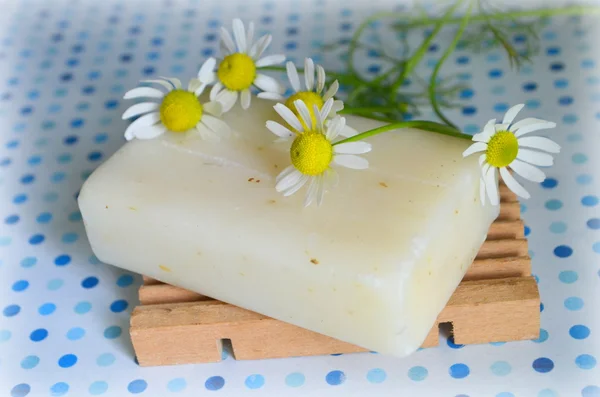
[
  {"left": 304, "top": 177, "right": 319, "bottom": 207},
  {"left": 334, "top": 141, "right": 372, "bottom": 155},
  {"left": 276, "top": 165, "right": 297, "bottom": 184},
  {"left": 122, "top": 102, "right": 159, "bottom": 119},
  {"left": 462, "top": 142, "right": 488, "bottom": 157},
  {"left": 210, "top": 82, "right": 224, "bottom": 101},
  {"left": 196, "top": 123, "right": 220, "bottom": 142},
  {"left": 517, "top": 136, "right": 561, "bottom": 153},
  {"left": 512, "top": 118, "right": 557, "bottom": 137},
  {"left": 495, "top": 123, "right": 510, "bottom": 132},
  {"left": 286, "top": 61, "right": 301, "bottom": 92},
  {"left": 257, "top": 91, "right": 285, "bottom": 101},
  {"left": 161, "top": 76, "right": 181, "bottom": 90},
  {"left": 484, "top": 166, "right": 500, "bottom": 206},
  {"left": 256, "top": 54, "right": 286, "bottom": 67},
  {"left": 141, "top": 79, "right": 172, "bottom": 91},
  {"left": 274, "top": 103, "right": 303, "bottom": 132},
  {"left": 313, "top": 104, "right": 324, "bottom": 133},
  {"left": 203, "top": 101, "right": 222, "bottom": 117},
  {"left": 473, "top": 118, "right": 496, "bottom": 142},
  {"left": 266, "top": 120, "right": 294, "bottom": 138},
  {"left": 198, "top": 57, "right": 217, "bottom": 83},
  {"left": 276, "top": 169, "right": 304, "bottom": 193},
  {"left": 334, "top": 154, "right": 369, "bottom": 170},
  {"left": 134, "top": 123, "right": 167, "bottom": 140},
  {"left": 509, "top": 159, "right": 546, "bottom": 182},
  {"left": 331, "top": 99, "right": 344, "bottom": 114},
  {"left": 202, "top": 115, "right": 231, "bottom": 137},
  {"left": 250, "top": 34, "right": 272, "bottom": 59},
  {"left": 220, "top": 27, "right": 236, "bottom": 54},
  {"left": 326, "top": 168, "right": 339, "bottom": 188},
  {"left": 194, "top": 83, "right": 207, "bottom": 97},
  {"left": 254, "top": 74, "right": 284, "bottom": 94},
  {"left": 216, "top": 89, "right": 238, "bottom": 112},
  {"left": 282, "top": 175, "right": 309, "bottom": 197},
  {"left": 294, "top": 100, "right": 313, "bottom": 131},
  {"left": 232, "top": 19, "right": 247, "bottom": 53},
  {"left": 304, "top": 58, "right": 315, "bottom": 91},
  {"left": 124, "top": 87, "right": 165, "bottom": 100},
  {"left": 188, "top": 78, "right": 201, "bottom": 93},
  {"left": 500, "top": 167, "right": 530, "bottom": 199},
  {"left": 241, "top": 89, "right": 251, "bottom": 110},
  {"left": 326, "top": 116, "right": 345, "bottom": 141},
  {"left": 517, "top": 148, "right": 554, "bottom": 166},
  {"left": 502, "top": 104, "right": 525, "bottom": 125},
  {"left": 339, "top": 124, "right": 358, "bottom": 138},
  {"left": 246, "top": 21, "right": 255, "bottom": 51},
  {"left": 316, "top": 65, "right": 326, "bottom": 94},
  {"left": 478, "top": 153, "right": 486, "bottom": 167},
  {"left": 124, "top": 112, "right": 160, "bottom": 138},
  {"left": 320, "top": 98, "right": 334, "bottom": 121},
  {"left": 316, "top": 174, "right": 326, "bottom": 206},
  {"left": 323, "top": 80, "right": 339, "bottom": 101}
]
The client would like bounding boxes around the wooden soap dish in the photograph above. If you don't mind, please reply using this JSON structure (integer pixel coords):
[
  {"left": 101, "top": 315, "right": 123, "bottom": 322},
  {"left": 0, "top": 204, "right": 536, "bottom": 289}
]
[{"left": 129, "top": 185, "right": 540, "bottom": 366}]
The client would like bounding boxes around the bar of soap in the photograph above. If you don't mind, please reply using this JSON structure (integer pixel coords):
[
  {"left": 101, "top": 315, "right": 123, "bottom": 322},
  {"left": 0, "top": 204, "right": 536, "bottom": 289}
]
[{"left": 79, "top": 98, "right": 498, "bottom": 357}]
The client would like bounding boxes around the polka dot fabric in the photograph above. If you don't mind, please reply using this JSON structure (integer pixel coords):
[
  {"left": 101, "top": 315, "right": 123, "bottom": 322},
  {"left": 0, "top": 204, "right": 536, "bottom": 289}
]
[{"left": 0, "top": 0, "right": 598, "bottom": 396}]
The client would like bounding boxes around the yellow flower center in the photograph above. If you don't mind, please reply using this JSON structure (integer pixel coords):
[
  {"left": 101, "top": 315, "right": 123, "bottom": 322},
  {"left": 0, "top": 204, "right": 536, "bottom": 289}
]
[
  {"left": 290, "top": 132, "right": 333, "bottom": 176},
  {"left": 217, "top": 53, "right": 256, "bottom": 91},
  {"left": 285, "top": 91, "right": 324, "bottom": 131},
  {"left": 486, "top": 131, "right": 519, "bottom": 168},
  {"left": 159, "top": 90, "right": 203, "bottom": 132}
]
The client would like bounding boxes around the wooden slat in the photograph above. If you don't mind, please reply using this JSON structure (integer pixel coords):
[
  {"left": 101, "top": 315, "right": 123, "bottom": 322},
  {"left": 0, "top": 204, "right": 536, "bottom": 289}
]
[
  {"left": 476, "top": 238, "right": 528, "bottom": 259},
  {"left": 465, "top": 256, "right": 530, "bottom": 280},
  {"left": 486, "top": 220, "right": 524, "bottom": 240},
  {"left": 139, "top": 284, "right": 211, "bottom": 305},
  {"left": 498, "top": 201, "right": 520, "bottom": 220},
  {"left": 130, "top": 277, "right": 539, "bottom": 366}
]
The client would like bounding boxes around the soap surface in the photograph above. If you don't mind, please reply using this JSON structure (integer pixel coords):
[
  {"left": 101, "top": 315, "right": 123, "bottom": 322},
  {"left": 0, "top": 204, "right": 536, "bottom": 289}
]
[{"left": 79, "top": 98, "right": 498, "bottom": 357}]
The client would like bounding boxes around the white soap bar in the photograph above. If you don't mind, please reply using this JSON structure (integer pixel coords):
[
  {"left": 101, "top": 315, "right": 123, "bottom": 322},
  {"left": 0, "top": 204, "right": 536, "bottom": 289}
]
[{"left": 79, "top": 98, "right": 498, "bottom": 357}]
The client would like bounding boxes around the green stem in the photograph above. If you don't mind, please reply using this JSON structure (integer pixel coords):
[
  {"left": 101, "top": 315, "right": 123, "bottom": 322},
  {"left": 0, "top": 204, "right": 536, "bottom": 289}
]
[
  {"left": 332, "top": 121, "right": 471, "bottom": 146},
  {"left": 395, "top": 5, "right": 600, "bottom": 29},
  {"left": 429, "top": 1, "right": 473, "bottom": 128},
  {"left": 388, "top": 0, "right": 464, "bottom": 103}
]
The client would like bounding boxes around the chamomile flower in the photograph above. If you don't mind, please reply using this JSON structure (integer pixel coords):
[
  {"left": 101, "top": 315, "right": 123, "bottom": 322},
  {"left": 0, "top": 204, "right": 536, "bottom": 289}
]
[
  {"left": 122, "top": 76, "right": 229, "bottom": 142},
  {"left": 267, "top": 98, "right": 371, "bottom": 206},
  {"left": 462, "top": 104, "right": 560, "bottom": 205},
  {"left": 197, "top": 19, "right": 285, "bottom": 112}
]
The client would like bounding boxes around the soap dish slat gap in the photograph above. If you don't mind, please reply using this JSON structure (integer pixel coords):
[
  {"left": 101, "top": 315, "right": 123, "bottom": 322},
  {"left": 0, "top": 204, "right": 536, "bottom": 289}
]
[{"left": 130, "top": 197, "right": 539, "bottom": 366}]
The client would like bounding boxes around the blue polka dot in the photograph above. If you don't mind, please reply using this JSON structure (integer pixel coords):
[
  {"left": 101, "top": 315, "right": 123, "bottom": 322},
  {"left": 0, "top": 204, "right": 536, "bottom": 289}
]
[
  {"left": 13, "top": 193, "right": 27, "bottom": 204},
  {"left": 490, "top": 361, "right": 511, "bottom": 376},
  {"left": 532, "top": 357, "right": 554, "bottom": 373},
  {"left": 365, "top": 368, "right": 386, "bottom": 383},
  {"left": 103, "top": 325, "right": 122, "bottom": 339},
  {"left": 538, "top": 389, "right": 558, "bottom": 397},
  {"left": 67, "top": 327, "right": 85, "bottom": 340},
  {"left": 110, "top": 299, "right": 128, "bottom": 313},
  {"left": 96, "top": 353, "right": 115, "bottom": 366},
  {"left": 559, "top": 96, "right": 573, "bottom": 106},
  {"left": 10, "top": 384, "right": 30, "bottom": 397},
  {"left": 117, "top": 274, "right": 134, "bottom": 287},
  {"left": 325, "top": 370, "right": 346, "bottom": 385},
  {"left": 62, "top": 232, "right": 79, "bottom": 243},
  {"left": 576, "top": 354, "right": 596, "bottom": 369},
  {"left": 573, "top": 153, "right": 588, "bottom": 164},
  {"left": 29, "top": 234, "right": 45, "bottom": 244},
  {"left": 285, "top": 373, "right": 305, "bottom": 387},
  {"left": 582, "top": 196, "right": 599, "bottom": 206},
  {"left": 50, "top": 382, "right": 69, "bottom": 396},
  {"left": 545, "top": 199, "right": 563, "bottom": 210},
  {"left": 554, "top": 245, "right": 573, "bottom": 258},
  {"left": 20, "top": 174, "right": 35, "bottom": 184},
  {"left": 5, "top": 214, "right": 19, "bottom": 225},
  {"left": 47, "top": 279, "right": 64, "bottom": 290},
  {"left": 559, "top": 270, "right": 578, "bottom": 283},
  {"left": 0, "top": 329, "right": 11, "bottom": 342},
  {"left": 408, "top": 366, "right": 428, "bottom": 381},
  {"left": 565, "top": 296, "right": 584, "bottom": 311},
  {"left": 533, "top": 328, "right": 549, "bottom": 343},
  {"left": 36, "top": 212, "right": 52, "bottom": 223},
  {"left": 446, "top": 363, "right": 471, "bottom": 381},
  {"left": 167, "top": 378, "right": 187, "bottom": 392},
  {"left": 245, "top": 374, "right": 265, "bottom": 389},
  {"left": 54, "top": 254, "right": 71, "bottom": 266},
  {"left": 12, "top": 280, "right": 29, "bottom": 292},
  {"left": 447, "top": 336, "right": 464, "bottom": 349},
  {"left": 58, "top": 354, "right": 77, "bottom": 368},
  {"left": 488, "top": 69, "right": 503, "bottom": 78},
  {"left": 88, "top": 151, "right": 103, "bottom": 161},
  {"left": 82, "top": 276, "right": 99, "bottom": 289},
  {"left": 541, "top": 178, "right": 558, "bottom": 188},
  {"left": 205, "top": 376, "right": 225, "bottom": 391},
  {"left": 587, "top": 218, "right": 600, "bottom": 229},
  {"left": 583, "top": 386, "right": 600, "bottom": 397},
  {"left": 30, "top": 328, "right": 48, "bottom": 341},
  {"left": 74, "top": 301, "right": 91, "bottom": 314},
  {"left": 594, "top": 242, "right": 600, "bottom": 254},
  {"left": 3, "top": 304, "right": 20, "bottom": 317},
  {"left": 20, "top": 355, "right": 40, "bottom": 369},
  {"left": 89, "top": 381, "right": 108, "bottom": 395},
  {"left": 38, "top": 303, "right": 56, "bottom": 315},
  {"left": 127, "top": 379, "right": 147, "bottom": 394},
  {"left": 549, "top": 222, "right": 567, "bottom": 233}
]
